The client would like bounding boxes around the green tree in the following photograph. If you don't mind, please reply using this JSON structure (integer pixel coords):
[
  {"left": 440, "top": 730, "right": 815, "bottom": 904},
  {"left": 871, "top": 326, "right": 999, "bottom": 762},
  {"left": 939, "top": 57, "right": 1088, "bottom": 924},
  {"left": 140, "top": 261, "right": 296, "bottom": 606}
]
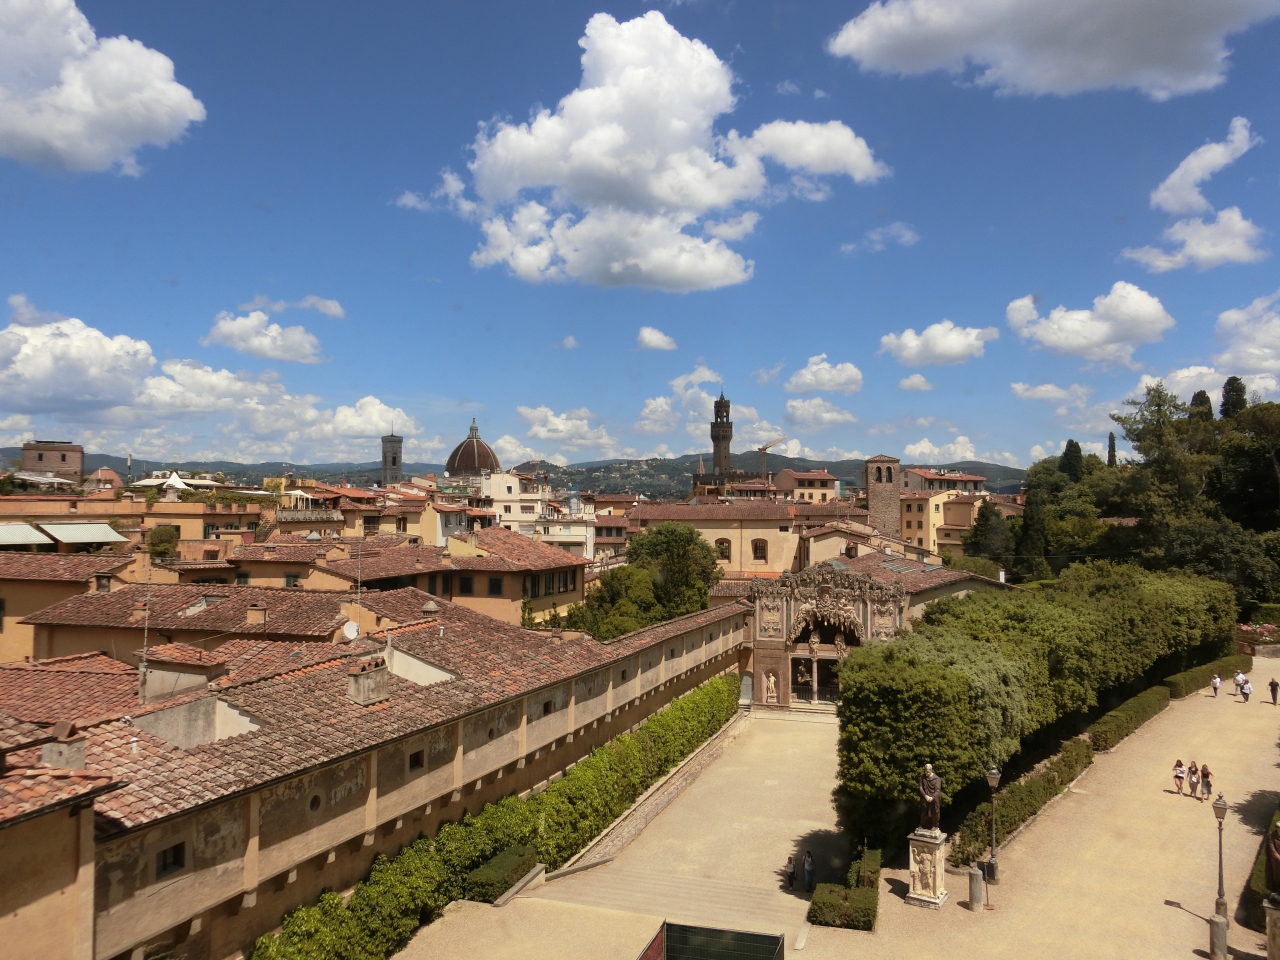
[
  {"left": 1234, "top": 402, "right": 1280, "bottom": 514},
  {"left": 1222, "top": 376, "right": 1249, "bottom": 419},
  {"left": 147, "top": 524, "right": 179, "bottom": 558},
  {"left": 564, "top": 565, "right": 665, "bottom": 640},
  {"left": 1189, "top": 390, "right": 1215, "bottom": 422},
  {"left": 1059, "top": 439, "right": 1084, "bottom": 483},
  {"left": 1107, "top": 432, "right": 1117, "bottom": 467},
  {"left": 1111, "top": 381, "right": 1212, "bottom": 499},
  {"left": 961, "top": 500, "right": 1014, "bottom": 562},
  {"left": 624, "top": 522, "right": 721, "bottom": 616},
  {"left": 1015, "top": 491, "right": 1048, "bottom": 577}
]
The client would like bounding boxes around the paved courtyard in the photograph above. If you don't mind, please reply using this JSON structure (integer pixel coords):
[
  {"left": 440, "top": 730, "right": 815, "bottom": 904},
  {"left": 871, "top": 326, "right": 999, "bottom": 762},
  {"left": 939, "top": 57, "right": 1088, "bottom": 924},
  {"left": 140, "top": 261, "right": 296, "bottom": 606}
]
[{"left": 405, "top": 685, "right": 1280, "bottom": 959}]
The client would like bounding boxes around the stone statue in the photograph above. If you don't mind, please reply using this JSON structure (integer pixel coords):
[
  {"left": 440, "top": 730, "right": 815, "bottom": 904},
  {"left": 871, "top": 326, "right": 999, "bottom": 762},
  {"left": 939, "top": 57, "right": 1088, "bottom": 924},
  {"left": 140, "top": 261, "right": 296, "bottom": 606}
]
[
  {"left": 765, "top": 672, "right": 778, "bottom": 704},
  {"left": 796, "top": 662, "right": 811, "bottom": 685},
  {"left": 833, "top": 632, "right": 847, "bottom": 656},
  {"left": 919, "top": 763, "right": 942, "bottom": 832},
  {"left": 808, "top": 633, "right": 819, "bottom": 657},
  {"left": 911, "top": 847, "right": 935, "bottom": 897},
  {"left": 1266, "top": 825, "right": 1280, "bottom": 903}
]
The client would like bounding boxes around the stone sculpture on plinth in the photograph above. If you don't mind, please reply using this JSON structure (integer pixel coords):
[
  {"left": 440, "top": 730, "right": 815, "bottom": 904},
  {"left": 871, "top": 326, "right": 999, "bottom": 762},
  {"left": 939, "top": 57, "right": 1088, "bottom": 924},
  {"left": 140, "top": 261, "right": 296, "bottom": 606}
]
[{"left": 906, "top": 763, "right": 949, "bottom": 909}]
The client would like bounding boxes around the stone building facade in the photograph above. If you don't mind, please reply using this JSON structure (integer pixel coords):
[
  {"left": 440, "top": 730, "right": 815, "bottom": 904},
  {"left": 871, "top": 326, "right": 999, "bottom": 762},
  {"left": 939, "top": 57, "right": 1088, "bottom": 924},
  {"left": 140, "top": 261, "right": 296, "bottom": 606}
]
[{"left": 863, "top": 454, "right": 901, "bottom": 536}]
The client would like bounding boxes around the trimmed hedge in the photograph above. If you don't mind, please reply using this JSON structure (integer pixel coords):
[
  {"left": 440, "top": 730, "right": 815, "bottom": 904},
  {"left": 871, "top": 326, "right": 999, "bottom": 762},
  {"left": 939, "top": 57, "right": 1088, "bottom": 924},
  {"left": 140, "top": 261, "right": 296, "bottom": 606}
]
[
  {"left": 1088, "top": 686, "right": 1170, "bottom": 751},
  {"left": 849, "top": 847, "right": 881, "bottom": 891},
  {"left": 464, "top": 844, "right": 537, "bottom": 903},
  {"left": 950, "top": 738, "right": 1094, "bottom": 867},
  {"left": 1164, "top": 654, "right": 1253, "bottom": 700},
  {"left": 808, "top": 884, "right": 878, "bottom": 931},
  {"left": 1243, "top": 805, "right": 1280, "bottom": 931},
  {"left": 251, "top": 673, "right": 740, "bottom": 960}
]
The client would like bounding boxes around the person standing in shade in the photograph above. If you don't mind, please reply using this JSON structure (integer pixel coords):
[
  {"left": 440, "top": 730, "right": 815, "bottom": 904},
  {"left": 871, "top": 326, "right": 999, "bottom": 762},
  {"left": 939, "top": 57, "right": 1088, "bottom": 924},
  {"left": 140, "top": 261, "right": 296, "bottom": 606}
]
[
  {"left": 1270, "top": 678, "right": 1279, "bottom": 706},
  {"left": 1173, "top": 759, "right": 1186, "bottom": 795},
  {"left": 1212, "top": 674, "right": 1222, "bottom": 697},
  {"left": 1244, "top": 679, "right": 1254, "bottom": 703},
  {"left": 1200, "top": 764, "right": 1213, "bottom": 802},
  {"left": 803, "top": 850, "right": 815, "bottom": 893},
  {"left": 1187, "top": 761, "right": 1200, "bottom": 799},
  {"left": 784, "top": 855, "right": 796, "bottom": 891}
]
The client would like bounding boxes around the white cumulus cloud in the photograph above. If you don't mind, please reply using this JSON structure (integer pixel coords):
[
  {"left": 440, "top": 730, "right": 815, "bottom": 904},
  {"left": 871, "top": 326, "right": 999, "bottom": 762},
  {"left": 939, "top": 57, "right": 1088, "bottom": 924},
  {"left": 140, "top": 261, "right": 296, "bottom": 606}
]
[
  {"left": 827, "top": 0, "right": 1280, "bottom": 100},
  {"left": 785, "top": 354, "right": 864, "bottom": 394},
  {"left": 784, "top": 397, "right": 857, "bottom": 429},
  {"left": 1011, "top": 381, "right": 1091, "bottom": 417},
  {"left": 1150, "top": 116, "right": 1261, "bottom": 215},
  {"left": 562, "top": 335, "right": 578, "bottom": 349},
  {"left": 432, "top": 11, "right": 885, "bottom": 292},
  {"left": 238, "top": 294, "right": 345, "bottom": 319},
  {"left": 903, "top": 436, "right": 977, "bottom": 462},
  {"left": 879, "top": 319, "right": 998, "bottom": 366},
  {"left": 201, "top": 310, "right": 322, "bottom": 364},
  {"left": 637, "top": 326, "right": 678, "bottom": 350},
  {"left": 1006, "top": 281, "right": 1174, "bottom": 367},
  {"left": 517, "top": 405, "right": 621, "bottom": 456},
  {"left": 0, "top": 0, "right": 205, "bottom": 174},
  {"left": 898, "top": 373, "right": 933, "bottom": 391}
]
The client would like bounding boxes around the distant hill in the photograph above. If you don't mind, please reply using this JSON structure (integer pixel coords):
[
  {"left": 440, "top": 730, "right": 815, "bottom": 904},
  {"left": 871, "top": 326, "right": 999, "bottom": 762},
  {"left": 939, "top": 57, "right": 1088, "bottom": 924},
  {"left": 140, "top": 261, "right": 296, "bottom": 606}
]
[{"left": 2, "top": 446, "right": 1025, "bottom": 498}]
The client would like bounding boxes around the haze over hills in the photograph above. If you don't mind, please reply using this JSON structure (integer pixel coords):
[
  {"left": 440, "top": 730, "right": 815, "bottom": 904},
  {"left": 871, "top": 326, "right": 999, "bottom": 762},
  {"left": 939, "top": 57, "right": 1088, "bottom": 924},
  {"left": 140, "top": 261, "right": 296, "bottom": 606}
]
[{"left": 3, "top": 447, "right": 1025, "bottom": 498}]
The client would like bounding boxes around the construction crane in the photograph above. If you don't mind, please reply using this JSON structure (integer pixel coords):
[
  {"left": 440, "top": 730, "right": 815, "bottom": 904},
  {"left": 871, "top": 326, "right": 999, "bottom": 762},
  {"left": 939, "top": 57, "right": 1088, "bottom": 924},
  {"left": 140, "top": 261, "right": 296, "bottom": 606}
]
[{"left": 757, "top": 437, "right": 787, "bottom": 483}]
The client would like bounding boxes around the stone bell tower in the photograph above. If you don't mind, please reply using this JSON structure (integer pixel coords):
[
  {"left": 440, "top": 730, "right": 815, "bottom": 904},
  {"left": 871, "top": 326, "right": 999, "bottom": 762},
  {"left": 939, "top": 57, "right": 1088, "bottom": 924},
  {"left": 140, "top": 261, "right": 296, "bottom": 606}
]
[
  {"left": 711, "top": 393, "right": 733, "bottom": 476},
  {"left": 865, "top": 454, "right": 901, "bottom": 537},
  {"left": 381, "top": 431, "right": 403, "bottom": 487}
]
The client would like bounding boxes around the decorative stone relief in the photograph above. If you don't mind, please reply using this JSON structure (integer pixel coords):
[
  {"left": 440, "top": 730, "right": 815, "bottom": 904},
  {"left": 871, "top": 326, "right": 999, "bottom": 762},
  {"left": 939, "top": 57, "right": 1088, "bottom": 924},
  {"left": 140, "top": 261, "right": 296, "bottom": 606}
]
[{"left": 751, "top": 563, "right": 905, "bottom": 645}]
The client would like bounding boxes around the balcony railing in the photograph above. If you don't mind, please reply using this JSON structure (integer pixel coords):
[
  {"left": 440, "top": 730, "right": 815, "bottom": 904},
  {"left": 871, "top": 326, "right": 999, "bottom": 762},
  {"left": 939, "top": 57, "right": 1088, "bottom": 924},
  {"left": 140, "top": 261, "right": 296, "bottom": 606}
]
[
  {"left": 816, "top": 684, "right": 840, "bottom": 703},
  {"left": 790, "top": 683, "right": 812, "bottom": 702}
]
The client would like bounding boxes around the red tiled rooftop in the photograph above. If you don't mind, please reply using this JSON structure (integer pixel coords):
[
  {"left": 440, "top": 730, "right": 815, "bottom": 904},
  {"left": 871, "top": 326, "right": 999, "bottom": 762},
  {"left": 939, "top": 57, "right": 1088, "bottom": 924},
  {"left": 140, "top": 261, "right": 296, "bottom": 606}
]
[
  {"left": 0, "top": 552, "right": 130, "bottom": 582},
  {"left": 135, "top": 643, "right": 229, "bottom": 667},
  {"left": 0, "top": 766, "right": 121, "bottom": 827}
]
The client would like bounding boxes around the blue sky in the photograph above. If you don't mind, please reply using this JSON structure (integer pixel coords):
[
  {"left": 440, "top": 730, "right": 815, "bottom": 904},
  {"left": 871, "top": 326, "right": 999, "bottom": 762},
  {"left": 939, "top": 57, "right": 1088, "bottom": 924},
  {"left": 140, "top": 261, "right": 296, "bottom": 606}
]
[{"left": 2, "top": 0, "right": 1279, "bottom": 469}]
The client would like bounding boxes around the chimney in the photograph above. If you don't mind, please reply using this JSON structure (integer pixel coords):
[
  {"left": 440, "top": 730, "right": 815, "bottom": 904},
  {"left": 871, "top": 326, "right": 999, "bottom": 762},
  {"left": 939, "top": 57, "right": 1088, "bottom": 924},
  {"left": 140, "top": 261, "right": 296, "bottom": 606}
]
[
  {"left": 263, "top": 542, "right": 276, "bottom": 556},
  {"left": 550, "top": 626, "right": 563, "bottom": 644},
  {"left": 41, "top": 721, "right": 86, "bottom": 769},
  {"left": 130, "top": 601, "right": 148, "bottom": 622},
  {"left": 247, "top": 602, "right": 268, "bottom": 627},
  {"left": 421, "top": 600, "right": 439, "bottom": 621},
  {"left": 468, "top": 529, "right": 479, "bottom": 548},
  {"left": 347, "top": 657, "right": 389, "bottom": 705}
]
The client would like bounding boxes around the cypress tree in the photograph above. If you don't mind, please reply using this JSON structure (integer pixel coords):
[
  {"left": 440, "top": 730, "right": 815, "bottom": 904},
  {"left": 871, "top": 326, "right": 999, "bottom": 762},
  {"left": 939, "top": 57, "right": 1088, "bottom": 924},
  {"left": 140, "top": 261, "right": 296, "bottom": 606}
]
[
  {"left": 961, "top": 500, "right": 1014, "bottom": 561},
  {"left": 1221, "top": 376, "right": 1248, "bottom": 419},
  {"left": 1017, "top": 491, "right": 1048, "bottom": 568},
  {"left": 1107, "top": 432, "right": 1117, "bottom": 467},
  {"left": 1059, "top": 439, "right": 1084, "bottom": 483},
  {"left": 1189, "top": 389, "right": 1214, "bottom": 422}
]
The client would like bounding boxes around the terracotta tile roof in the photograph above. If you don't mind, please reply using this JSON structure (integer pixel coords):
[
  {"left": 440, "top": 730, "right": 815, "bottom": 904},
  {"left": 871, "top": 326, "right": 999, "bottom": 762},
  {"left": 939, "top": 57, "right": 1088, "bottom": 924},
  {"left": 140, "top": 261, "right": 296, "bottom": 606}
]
[
  {"left": 338, "top": 498, "right": 377, "bottom": 513},
  {"left": 0, "top": 714, "right": 55, "bottom": 754},
  {"left": 779, "top": 469, "right": 837, "bottom": 480},
  {"left": 865, "top": 454, "right": 900, "bottom": 463},
  {"left": 947, "top": 494, "right": 987, "bottom": 504},
  {"left": 233, "top": 544, "right": 326, "bottom": 563},
  {"left": 827, "top": 553, "right": 1006, "bottom": 594},
  {"left": 22, "top": 583, "right": 352, "bottom": 639},
  {"left": 328, "top": 546, "right": 451, "bottom": 581},
  {"left": 709, "top": 579, "right": 754, "bottom": 597},
  {"left": 632, "top": 503, "right": 796, "bottom": 522},
  {"left": 0, "top": 552, "right": 130, "bottom": 582},
  {"left": 0, "top": 657, "right": 140, "bottom": 725},
  {"left": 454, "top": 526, "right": 590, "bottom": 571},
  {"left": 0, "top": 766, "right": 121, "bottom": 828},
  {"left": 353, "top": 587, "right": 441, "bottom": 625},
  {"left": 905, "top": 468, "right": 986, "bottom": 482},
  {"left": 135, "top": 643, "right": 229, "bottom": 667}
]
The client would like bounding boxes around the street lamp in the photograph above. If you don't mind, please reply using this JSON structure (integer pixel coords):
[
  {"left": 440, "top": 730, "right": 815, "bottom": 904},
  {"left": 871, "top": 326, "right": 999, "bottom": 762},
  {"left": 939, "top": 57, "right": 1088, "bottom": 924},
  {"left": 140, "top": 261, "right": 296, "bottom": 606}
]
[
  {"left": 1210, "top": 793, "right": 1229, "bottom": 960},
  {"left": 986, "top": 767, "right": 1001, "bottom": 888}
]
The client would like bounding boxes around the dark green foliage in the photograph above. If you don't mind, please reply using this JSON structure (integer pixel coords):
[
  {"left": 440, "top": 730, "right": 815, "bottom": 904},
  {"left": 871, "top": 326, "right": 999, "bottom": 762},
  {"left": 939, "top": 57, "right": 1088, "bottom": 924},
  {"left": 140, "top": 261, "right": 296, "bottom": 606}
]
[
  {"left": 1087, "top": 687, "right": 1170, "bottom": 752},
  {"left": 849, "top": 848, "right": 881, "bottom": 890},
  {"left": 1162, "top": 654, "right": 1253, "bottom": 699},
  {"left": 146, "top": 524, "right": 179, "bottom": 558},
  {"left": 1249, "top": 603, "right": 1280, "bottom": 625},
  {"left": 464, "top": 845, "right": 537, "bottom": 903},
  {"left": 807, "top": 884, "right": 878, "bottom": 930},
  {"left": 940, "top": 553, "right": 1002, "bottom": 580},
  {"left": 564, "top": 565, "right": 664, "bottom": 640},
  {"left": 961, "top": 500, "right": 1014, "bottom": 561},
  {"left": 1059, "top": 440, "right": 1084, "bottom": 483},
  {"left": 1015, "top": 491, "right": 1048, "bottom": 577},
  {"left": 837, "top": 563, "right": 1234, "bottom": 836},
  {"left": 1189, "top": 390, "right": 1215, "bottom": 422},
  {"left": 625, "top": 522, "right": 722, "bottom": 616},
  {"left": 250, "top": 675, "right": 740, "bottom": 960},
  {"left": 950, "top": 738, "right": 1094, "bottom": 866},
  {"left": 1243, "top": 805, "right": 1280, "bottom": 931},
  {"left": 1222, "top": 376, "right": 1249, "bottom": 419},
  {"left": 1107, "top": 432, "right": 1117, "bottom": 467}
]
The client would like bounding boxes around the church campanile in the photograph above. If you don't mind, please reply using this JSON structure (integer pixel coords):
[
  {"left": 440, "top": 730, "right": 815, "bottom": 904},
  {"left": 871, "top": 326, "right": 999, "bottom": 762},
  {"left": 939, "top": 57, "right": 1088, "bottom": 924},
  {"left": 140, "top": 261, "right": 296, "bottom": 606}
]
[{"left": 711, "top": 393, "right": 733, "bottom": 476}]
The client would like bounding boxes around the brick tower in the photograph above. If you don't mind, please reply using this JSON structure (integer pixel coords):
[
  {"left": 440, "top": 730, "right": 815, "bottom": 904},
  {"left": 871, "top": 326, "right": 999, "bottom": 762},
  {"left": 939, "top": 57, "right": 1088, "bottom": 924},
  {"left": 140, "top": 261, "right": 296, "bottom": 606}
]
[
  {"left": 865, "top": 454, "right": 901, "bottom": 537},
  {"left": 381, "top": 432, "right": 403, "bottom": 487},
  {"left": 711, "top": 393, "right": 733, "bottom": 476}
]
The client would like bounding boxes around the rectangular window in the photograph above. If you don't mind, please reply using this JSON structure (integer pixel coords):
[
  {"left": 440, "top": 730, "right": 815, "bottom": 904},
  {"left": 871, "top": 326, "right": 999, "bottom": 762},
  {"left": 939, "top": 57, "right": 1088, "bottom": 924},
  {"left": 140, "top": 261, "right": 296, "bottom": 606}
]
[
  {"left": 458, "top": 575, "right": 474, "bottom": 595},
  {"left": 934, "top": 504, "right": 940, "bottom": 513},
  {"left": 204, "top": 550, "right": 219, "bottom": 561},
  {"left": 521, "top": 505, "right": 534, "bottom": 514},
  {"left": 0, "top": 597, "right": 5, "bottom": 628},
  {"left": 917, "top": 538, "right": 924, "bottom": 546},
  {"left": 60, "top": 453, "right": 66, "bottom": 462},
  {"left": 543, "top": 700, "right": 553, "bottom": 716},
  {"left": 568, "top": 569, "right": 576, "bottom": 590},
  {"left": 284, "top": 573, "right": 301, "bottom": 588},
  {"left": 544, "top": 572, "right": 555, "bottom": 595},
  {"left": 558, "top": 571, "right": 569, "bottom": 592},
  {"left": 156, "top": 841, "right": 186, "bottom": 879},
  {"left": 427, "top": 573, "right": 437, "bottom": 595},
  {"left": 95, "top": 575, "right": 111, "bottom": 593},
  {"left": 488, "top": 576, "right": 503, "bottom": 597},
  {"left": 503, "top": 505, "right": 511, "bottom": 513},
  {"left": 235, "top": 572, "right": 250, "bottom": 586},
  {"left": 778, "top": 525, "right": 788, "bottom": 532},
  {"left": 442, "top": 573, "right": 452, "bottom": 595},
  {"left": 37, "top": 452, "right": 43, "bottom": 461},
  {"left": 408, "top": 749, "right": 425, "bottom": 771}
]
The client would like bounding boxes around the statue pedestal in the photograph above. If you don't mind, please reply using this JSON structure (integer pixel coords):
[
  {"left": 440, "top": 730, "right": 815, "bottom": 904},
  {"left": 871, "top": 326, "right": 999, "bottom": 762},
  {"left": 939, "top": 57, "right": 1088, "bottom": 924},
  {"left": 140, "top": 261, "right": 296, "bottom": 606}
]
[
  {"left": 906, "top": 829, "right": 948, "bottom": 910},
  {"left": 1265, "top": 898, "right": 1280, "bottom": 960}
]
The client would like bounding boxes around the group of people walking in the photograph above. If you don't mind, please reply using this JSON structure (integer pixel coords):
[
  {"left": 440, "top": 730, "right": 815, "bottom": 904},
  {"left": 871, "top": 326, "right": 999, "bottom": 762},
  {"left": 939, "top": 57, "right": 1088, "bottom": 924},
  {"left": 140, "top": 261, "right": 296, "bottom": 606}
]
[
  {"left": 1210, "top": 671, "right": 1279, "bottom": 704},
  {"left": 784, "top": 851, "right": 815, "bottom": 893},
  {"left": 1172, "top": 759, "right": 1213, "bottom": 800}
]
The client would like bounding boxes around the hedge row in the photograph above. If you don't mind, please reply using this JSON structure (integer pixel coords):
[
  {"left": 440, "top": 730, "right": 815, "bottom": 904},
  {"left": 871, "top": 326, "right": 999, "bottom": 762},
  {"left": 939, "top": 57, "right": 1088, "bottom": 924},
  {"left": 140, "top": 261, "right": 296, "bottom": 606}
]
[
  {"left": 251, "top": 673, "right": 741, "bottom": 960},
  {"left": 464, "top": 844, "right": 537, "bottom": 903},
  {"left": 1243, "top": 804, "right": 1280, "bottom": 932},
  {"left": 1088, "top": 686, "right": 1170, "bottom": 752},
  {"left": 1164, "top": 654, "right": 1253, "bottom": 700},
  {"left": 837, "top": 562, "right": 1235, "bottom": 830},
  {"left": 950, "top": 738, "right": 1094, "bottom": 867},
  {"left": 808, "top": 848, "right": 881, "bottom": 931}
]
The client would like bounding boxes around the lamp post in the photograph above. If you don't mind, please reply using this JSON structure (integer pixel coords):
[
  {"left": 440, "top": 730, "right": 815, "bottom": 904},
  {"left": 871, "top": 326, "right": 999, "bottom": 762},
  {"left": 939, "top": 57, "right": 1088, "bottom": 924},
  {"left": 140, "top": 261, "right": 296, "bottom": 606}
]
[
  {"left": 1210, "top": 794, "right": 1229, "bottom": 960},
  {"left": 986, "top": 767, "right": 1001, "bottom": 888}
]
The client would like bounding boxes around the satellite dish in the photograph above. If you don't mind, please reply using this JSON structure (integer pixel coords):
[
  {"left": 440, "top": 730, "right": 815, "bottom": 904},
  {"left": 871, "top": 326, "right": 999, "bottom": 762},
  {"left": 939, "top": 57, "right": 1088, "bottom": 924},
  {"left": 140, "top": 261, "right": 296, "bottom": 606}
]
[
  {"left": 443, "top": 471, "right": 450, "bottom": 478},
  {"left": 342, "top": 621, "right": 359, "bottom": 641}
]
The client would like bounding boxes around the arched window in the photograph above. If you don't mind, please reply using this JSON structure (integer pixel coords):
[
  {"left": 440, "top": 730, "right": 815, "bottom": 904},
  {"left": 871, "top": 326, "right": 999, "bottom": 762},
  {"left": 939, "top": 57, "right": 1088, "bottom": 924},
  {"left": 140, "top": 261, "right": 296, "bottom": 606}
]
[
  {"left": 886, "top": 467, "right": 893, "bottom": 483},
  {"left": 715, "top": 538, "right": 731, "bottom": 561},
  {"left": 751, "top": 539, "right": 768, "bottom": 562},
  {"left": 875, "top": 466, "right": 883, "bottom": 483}
]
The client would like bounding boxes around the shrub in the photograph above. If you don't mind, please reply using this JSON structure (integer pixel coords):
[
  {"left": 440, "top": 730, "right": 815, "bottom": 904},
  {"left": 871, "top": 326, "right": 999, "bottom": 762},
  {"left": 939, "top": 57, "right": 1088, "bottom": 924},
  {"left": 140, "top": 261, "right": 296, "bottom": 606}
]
[
  {"left": 849, "top": 848, "right": 881, "bottom": 890},
  {"left": 464, "top": 844, "right": 537, "bottom": 903},
  {"left": 1163, "top": 654, "right": 1253, "bottom": 699},
  {"left": 250, "top": 673, "right": 740, "bottom": 960},
  {"left": 950, "top": 738, "right": 1094, "bottom": 867},
  {"left": 1088, "top": 687, "right": 1170, "bottom": 752},
  {"left": 807, "top": 883, "right": 878, "bottom": 931},
  {"left": 1243, "top": 805, "right": 1280, "bottom": 931}
]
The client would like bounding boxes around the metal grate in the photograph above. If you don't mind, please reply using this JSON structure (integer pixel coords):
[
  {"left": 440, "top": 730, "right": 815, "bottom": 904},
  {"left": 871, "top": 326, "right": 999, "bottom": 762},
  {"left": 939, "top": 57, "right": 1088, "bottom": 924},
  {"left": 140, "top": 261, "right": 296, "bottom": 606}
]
[{"left": 881, "top": 559, "right": 918, "bottom": 572}]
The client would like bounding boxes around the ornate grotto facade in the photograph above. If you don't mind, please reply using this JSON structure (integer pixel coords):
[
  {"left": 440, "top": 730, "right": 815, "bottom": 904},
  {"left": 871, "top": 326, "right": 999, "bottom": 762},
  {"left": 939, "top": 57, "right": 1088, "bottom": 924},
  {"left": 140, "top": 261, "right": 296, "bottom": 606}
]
[{"left": 747, "top": 563, "right": 906, "bottom": 707}]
